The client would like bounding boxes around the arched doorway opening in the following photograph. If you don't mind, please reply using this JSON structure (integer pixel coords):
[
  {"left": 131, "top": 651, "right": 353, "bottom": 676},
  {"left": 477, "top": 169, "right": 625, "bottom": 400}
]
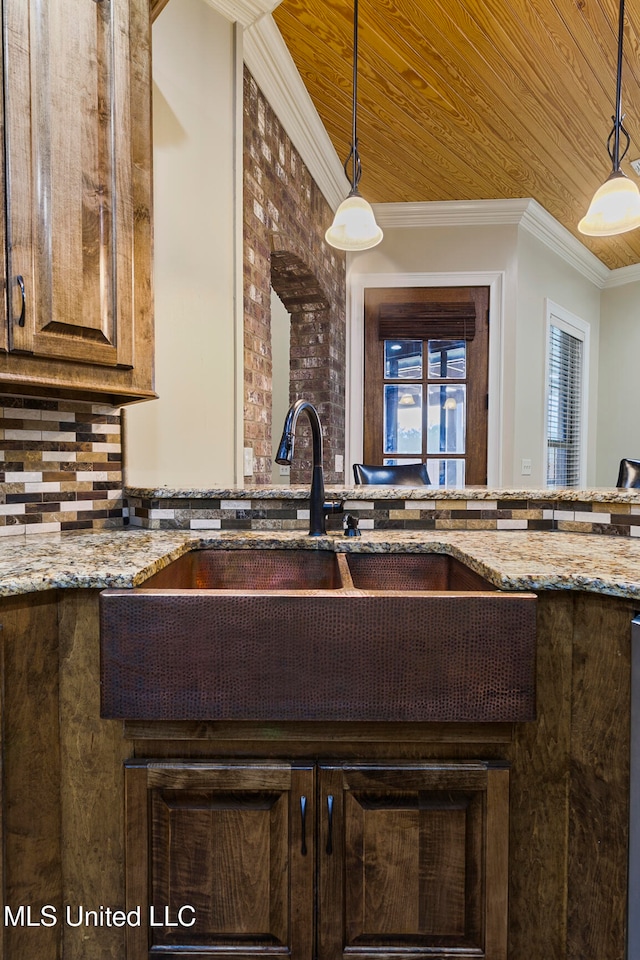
[{"left": 244, "top": 241, "right": 344, "bottom": 485}]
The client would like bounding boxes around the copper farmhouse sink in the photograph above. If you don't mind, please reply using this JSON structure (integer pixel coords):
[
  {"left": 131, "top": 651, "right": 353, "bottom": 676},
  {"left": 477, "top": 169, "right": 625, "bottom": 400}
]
[
  {"left": 100, "top": 548, "right": 536, "bottom": 723},
  {"left": 344, "top": 552, "right": 495, "bottom": 591},
  {"left": 141, "top": 547, "right": 342, "bottom": 591}
]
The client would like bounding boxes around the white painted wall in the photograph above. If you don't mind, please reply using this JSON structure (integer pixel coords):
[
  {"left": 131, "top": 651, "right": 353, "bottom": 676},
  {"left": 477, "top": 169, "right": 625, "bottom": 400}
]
[
  {"left": 346, "top": 222, "right": 603, "bottom": 487},
  {"left": 515, "top": 229, "right": 600, "bottom": 487},
  {"left": 347, "top": 224, "right": 518, "bottom": 485},
  {"left": 124, "top": 0, "right": 241, "bottom": 488},
  {"left": 597, "top": 281, "right": 640, "bottom": 486}
]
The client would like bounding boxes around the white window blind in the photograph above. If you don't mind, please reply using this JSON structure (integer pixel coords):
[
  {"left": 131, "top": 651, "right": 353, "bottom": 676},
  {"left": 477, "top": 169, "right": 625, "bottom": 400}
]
[{"left": 546, "top": 323, "right": 583, "bottom": 487}]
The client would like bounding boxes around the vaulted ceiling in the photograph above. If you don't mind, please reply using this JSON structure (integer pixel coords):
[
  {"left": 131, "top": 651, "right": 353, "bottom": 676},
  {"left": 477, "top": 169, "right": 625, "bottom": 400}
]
[{"left": 273, "top": 0, "right": 640, "bottom": 270}]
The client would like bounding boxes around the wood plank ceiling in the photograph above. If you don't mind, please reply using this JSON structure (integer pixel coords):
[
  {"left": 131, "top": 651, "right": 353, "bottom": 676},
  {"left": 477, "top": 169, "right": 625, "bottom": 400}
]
[{"left": 273, "top": 0, "right": 640, "bottom": 269}]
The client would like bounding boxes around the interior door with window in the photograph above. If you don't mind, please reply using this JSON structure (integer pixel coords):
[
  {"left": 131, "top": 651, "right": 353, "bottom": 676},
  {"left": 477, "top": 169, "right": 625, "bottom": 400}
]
[{"left": 363, "top": 287, "right": 489, "bottom": 486}]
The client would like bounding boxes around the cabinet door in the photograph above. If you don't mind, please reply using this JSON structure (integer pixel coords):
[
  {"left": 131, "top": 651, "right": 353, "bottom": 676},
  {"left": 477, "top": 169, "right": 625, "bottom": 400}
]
[
  {"left": 318, "top": 762, "right": 509, "bottom": 960},
  {"left": 2, "top": 0, "right": 154, "bottom": 401},
  {"left": 125, "top": 760, "right": 314, "bottom": 960}
]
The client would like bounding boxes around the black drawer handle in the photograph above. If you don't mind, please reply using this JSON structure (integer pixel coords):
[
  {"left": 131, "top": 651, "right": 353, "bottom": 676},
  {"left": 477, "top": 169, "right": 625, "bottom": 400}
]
[
  {"left": 300, "top": 795, "right": 307, "bottom": 856},
  {"left": 16, "top": 275, "right": 25, "bottom": 327},
  {"left": 326, "top": 795, "right": 334, "bottom": 855}
]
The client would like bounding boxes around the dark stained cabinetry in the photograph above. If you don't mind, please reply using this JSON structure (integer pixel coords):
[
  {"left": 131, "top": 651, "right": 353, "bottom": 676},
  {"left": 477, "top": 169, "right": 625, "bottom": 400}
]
[
  {"left": 0, "top": 0, "right": 154, "bottom": 404},
  {"left": 125, "top": 759, "right": 509, "bottom": 960},
  {"left": 125, "top": 761, "right": 315, "bottom": 960},
  {"left": 0, "top": 589, "right": 632, "bottom": 960}
]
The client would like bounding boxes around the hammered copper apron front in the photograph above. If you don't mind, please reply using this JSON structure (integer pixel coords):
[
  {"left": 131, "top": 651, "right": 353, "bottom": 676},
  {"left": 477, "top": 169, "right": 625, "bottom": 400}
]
[{"left": 100, "top": 549, "right": 537, "bottom": 723}]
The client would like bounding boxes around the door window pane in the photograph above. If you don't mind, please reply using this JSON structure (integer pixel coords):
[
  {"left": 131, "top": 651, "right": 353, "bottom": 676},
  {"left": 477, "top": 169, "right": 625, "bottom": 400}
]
[
  {"left": 428, "top": 340, "right": 466, "bottom": 379},
  {"left": 384, "top": 384, "right": 422, "bottom": 455},
  {"left": 427, "top": 458, "right": 466, "bottom": 487},
  {"left": 427, "top": 385, "right": 466, "bottom": 454},
  {"left": 384, "top": 340, "right": 422, "bottom": 379},
  {"left": 365, "top": 288, "right": 489, "bottom": 487}
]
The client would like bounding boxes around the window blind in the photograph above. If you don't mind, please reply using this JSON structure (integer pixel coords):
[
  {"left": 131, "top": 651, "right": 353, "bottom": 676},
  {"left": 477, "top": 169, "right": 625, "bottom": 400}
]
[
  {"left": 546, "top": 323, "right": 583, "bottom": 487},
  {"left": 378, "top": 301, "right": 477, "bottom": 341}
]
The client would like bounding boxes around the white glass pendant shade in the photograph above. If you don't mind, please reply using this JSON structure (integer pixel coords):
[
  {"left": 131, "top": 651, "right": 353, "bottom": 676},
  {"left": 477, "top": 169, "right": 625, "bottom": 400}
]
[
  {"left": 325, "top": 193, "right": 383, "bottom": 251},
  {"left": 578, "top": 170, "right": 640, "bottom": 236}
]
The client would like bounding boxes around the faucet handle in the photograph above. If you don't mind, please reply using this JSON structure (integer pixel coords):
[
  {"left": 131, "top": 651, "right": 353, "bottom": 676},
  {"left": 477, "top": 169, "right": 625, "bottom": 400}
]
[{"left": 343, "top": 513, "right": 361, "bottom": 537}]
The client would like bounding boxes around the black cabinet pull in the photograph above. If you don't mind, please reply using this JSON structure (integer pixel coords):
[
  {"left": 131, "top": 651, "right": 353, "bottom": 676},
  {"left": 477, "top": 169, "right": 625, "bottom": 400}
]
[
  {"left": 300, "top": 796, "right": 307, "bottom": 856},
  {"left": 326, "top": 795, "right": 334, "bottom": 855},
  {"left": 16, "top": 275, "right": 25, "bottom": 327}
]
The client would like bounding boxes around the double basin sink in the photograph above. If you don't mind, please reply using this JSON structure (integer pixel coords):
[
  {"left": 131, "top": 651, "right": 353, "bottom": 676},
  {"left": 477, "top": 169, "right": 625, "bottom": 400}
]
[{"left": 100, "top": 548, "right": 537, "bottom": 723}]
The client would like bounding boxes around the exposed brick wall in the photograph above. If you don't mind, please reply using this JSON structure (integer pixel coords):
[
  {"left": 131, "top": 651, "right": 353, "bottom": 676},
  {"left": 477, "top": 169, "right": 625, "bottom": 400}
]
[{"left": 243, "top": 68, "right": 346, "bottom": 485}]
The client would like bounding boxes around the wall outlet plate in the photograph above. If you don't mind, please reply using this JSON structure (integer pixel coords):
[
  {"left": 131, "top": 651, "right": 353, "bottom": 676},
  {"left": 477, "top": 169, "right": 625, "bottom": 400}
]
[{"left": 243, "top": 447, "right": 254, "bottom": 477}]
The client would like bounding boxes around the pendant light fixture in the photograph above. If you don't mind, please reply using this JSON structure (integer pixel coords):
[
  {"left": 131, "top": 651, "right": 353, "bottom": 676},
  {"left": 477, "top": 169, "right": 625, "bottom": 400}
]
[
  {"left": 578, "top": 0, "right": 640, "bottom": 236},
  {"left": 325, "top": 0, "right": 383, "bottom": 251}
]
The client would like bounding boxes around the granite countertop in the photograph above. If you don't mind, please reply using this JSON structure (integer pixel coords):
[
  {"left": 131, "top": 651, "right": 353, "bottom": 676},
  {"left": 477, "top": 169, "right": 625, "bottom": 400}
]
[
  {"left": 3, "top": 526, "right": 640, "bottom": 601},
  {"left": 126, "top": 484, "right": 640, "bottom": 503}
]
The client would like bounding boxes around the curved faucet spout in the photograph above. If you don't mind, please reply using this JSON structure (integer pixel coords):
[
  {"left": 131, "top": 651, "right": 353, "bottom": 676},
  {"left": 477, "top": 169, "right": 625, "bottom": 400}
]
[
  {"left": 275, "top": 399, "right": 323, "bottom": 469},
  {"left": 276, "top": 400, "right": 340, "bottom": 536}
]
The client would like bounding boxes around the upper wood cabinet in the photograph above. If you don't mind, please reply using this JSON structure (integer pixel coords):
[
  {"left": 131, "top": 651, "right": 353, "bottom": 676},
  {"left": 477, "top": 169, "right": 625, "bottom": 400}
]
[{"left": 0, "top": 0, "right": 155, "bottom": 404}]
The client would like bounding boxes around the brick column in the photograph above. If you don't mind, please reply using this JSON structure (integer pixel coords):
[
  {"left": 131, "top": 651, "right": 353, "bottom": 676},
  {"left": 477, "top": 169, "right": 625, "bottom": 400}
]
[{"left": 243, "top": 68, "right": 346, "bottom": 485}]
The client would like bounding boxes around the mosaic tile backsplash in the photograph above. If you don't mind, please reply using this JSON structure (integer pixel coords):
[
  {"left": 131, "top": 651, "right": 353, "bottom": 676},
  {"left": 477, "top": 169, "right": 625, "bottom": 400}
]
[
  {"left": 0, "top": 397, "right": 124, "bottom": 536},
  {"left": 126, "top": 489, "right": 640, "bottom": 539},
  {"left": 2, "top": 396, "right": 639, "bottom": 542}
]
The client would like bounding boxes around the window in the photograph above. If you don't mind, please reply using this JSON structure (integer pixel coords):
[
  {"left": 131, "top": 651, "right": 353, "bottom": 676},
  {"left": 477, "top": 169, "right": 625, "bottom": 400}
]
[
  {"left": 545, "top": 303, "right": 589, "bottom": 488},
  {"left": 363, "top": 287, "right": 489, "bottom": 486},
  {"left": 382, "top": 339, "right": 467, "bottom": 485}
]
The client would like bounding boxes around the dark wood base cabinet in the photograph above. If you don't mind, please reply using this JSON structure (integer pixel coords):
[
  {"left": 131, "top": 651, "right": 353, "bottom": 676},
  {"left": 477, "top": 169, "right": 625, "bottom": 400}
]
[
  {"left": 0, "top": 589, "right": 633, "bottom": 960},
  {"left": 124, "top": 759, "right": 509, "bottom": 960}
]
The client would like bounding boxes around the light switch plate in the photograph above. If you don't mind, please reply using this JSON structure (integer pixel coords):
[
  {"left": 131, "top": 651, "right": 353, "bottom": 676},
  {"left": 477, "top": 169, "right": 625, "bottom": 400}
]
[{"left": 521, "top": 458, "right": 532, "bottom": 476}]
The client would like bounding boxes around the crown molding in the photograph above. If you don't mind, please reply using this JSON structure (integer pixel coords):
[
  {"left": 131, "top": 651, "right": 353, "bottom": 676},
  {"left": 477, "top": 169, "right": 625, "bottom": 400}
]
[
  {"left": 373, "top": 198, "right": 532, "bottom": 228},
  {"left": 243, "top": 15, "right": 348, "bottom": 211},
  {"left": 374, "top": 199, "right": 610, "bottom": 288},
  {"left": 202, "top": 0, "right": 281, "bottom": 28},
  {"left": 150, "top": 0, "right": 172, "bottom": 22},
  {"left": 518, "top": 199, "right": 609, "bottom": 288},
  {"left": 602, "top": 262, "right": 640, "bottom": 288}
]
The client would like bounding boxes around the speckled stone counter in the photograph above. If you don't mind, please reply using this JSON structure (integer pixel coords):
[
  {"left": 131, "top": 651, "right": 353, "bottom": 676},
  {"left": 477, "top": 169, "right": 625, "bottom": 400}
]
[
  {"left": 127, "top": 485, "right": 640, "bottom": 503},
  {"left": 4, "top": 525, "right": 640, "bottom": 601}
]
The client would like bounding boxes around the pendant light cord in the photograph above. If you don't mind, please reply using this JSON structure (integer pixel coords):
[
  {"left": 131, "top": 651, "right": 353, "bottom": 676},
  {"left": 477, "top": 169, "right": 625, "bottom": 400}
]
[
  {"left": 610, "top": 0, "right": 630, "bottom": 170},
  {"left": 343, "top": 0, "right": 363, "bottom": 194}
]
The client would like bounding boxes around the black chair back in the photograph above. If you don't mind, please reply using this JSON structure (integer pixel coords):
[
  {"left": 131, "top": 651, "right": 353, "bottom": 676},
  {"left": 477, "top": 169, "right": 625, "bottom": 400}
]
[
  {"left": 353, "top": 462, "right": 431, "bottom": 485},
  {"left": 616, "top": 458, "right": 640, "bottom": 488}
]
